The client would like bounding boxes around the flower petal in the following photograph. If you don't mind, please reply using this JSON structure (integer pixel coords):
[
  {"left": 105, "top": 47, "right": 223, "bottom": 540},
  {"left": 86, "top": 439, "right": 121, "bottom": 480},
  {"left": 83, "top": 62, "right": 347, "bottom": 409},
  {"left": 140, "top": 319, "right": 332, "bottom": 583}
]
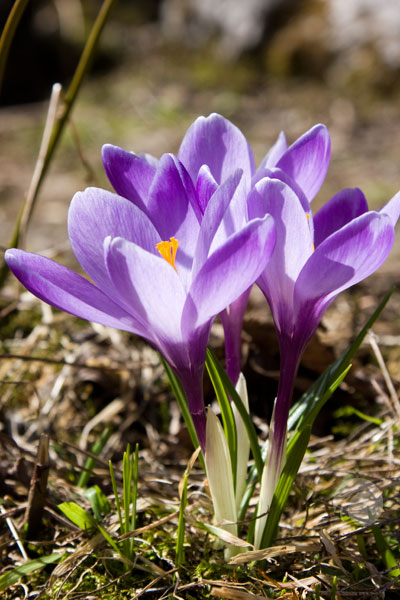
[
  {"left": 192, "top": 170, "right": 244, "bottom": 279},
  {"left": 313, "top": 187, "right": 368, "bottom": 247},
  {"left": 102, "top": 144, "right": 156, "bottom": 210},
  {"left": 247, "top": 178, "right": 313, "bottom": 329},
  {"left": 196, "top": 164, "right": 218, "bottom": 214},
  {"left": 147, "top": 154, "right": 201, "bottom": 285},
  {"left": 105, "top": 237, "right": 187, "bottom": 355},
  {"left": 184, "top": 215, "right": 276, "bottom": 332},
  {"left": 253, "top": 166, "right": 311, "bottom": 215},
  {"left": 276, "top": 124, "right": 330, "bottom": 202},
  {"left": 379, "top": 190, "right": 400, "bottom": 227},
  {"left": 294, "top": 212, "right": 395, "bottom": 345},
  {"left": 68, "top": 188, "right": 160, "bottom": 293},
  {"left": 257, "top": 131, "right": 287, "bottom": 171},
  {"left": 4, "top": 249, "right": 146, "bottom": 335},
  {"left": 178, "top": 113, "right": 255, "bottom": 185}
]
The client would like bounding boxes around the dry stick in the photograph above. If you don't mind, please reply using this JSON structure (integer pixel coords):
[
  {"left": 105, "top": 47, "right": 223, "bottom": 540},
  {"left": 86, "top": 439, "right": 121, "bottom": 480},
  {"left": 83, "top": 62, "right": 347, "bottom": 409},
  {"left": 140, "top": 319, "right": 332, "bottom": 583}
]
[
  {"left": 0, "top": 0, "right": 30, "bottom": 93},
  {"left": 368, "top": 331, "right": 400, "bottom": 420},
  {"left": 0, "top": 0, "right": 117, "bottom": 286},
  {"left": 18, "top": 83, "right": 62, "bottom": 250},
  {"left": 0, "top": 505, "right": 29, "bottom": 560},
  {"left": 24, "top": 434, "right": 50, "bottom": 539}
]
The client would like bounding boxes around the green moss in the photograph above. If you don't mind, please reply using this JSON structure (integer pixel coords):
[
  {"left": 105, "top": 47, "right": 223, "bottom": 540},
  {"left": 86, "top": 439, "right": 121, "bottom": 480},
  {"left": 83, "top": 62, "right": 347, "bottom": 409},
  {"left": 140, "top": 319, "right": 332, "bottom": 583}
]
[{"left": 0, "top": 308, "right": 41, "bottom": 339}]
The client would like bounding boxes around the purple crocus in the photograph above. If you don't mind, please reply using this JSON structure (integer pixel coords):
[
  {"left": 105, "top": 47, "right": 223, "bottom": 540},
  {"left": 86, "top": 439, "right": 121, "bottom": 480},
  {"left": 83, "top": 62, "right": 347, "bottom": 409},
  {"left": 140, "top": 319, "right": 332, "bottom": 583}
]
[
  {"left": 248, "top": 175, "right": 400, "bottom": 518},
  {"left": 5, "top": 153, "right": 276, "bottom": 451},
  {"left": 175, "top": 113, "right": 330, "bottom": 383}
]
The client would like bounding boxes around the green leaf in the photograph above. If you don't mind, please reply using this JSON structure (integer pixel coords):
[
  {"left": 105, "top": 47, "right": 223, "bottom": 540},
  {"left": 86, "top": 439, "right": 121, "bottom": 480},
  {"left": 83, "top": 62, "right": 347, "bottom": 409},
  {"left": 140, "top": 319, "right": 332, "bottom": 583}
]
[
  {"left": 58, "top": 501, "right": 97, "bottom": 530},
  {"left": 333, "top": 405, "right": 383, "bottom": 425},
  {"left": 260, "top": 427, "right": 311, "bottom": 549},
  {"left": 196, "top": 521, "right": 251, "bottom": 549},
  {"left": 77, "top": 426, "right": 112, "bottom": 488},
  {"left": 83, "top": 485, "right": 110, "bottom": 521},
  {"left": 97, "top": 524, "right": 123, "bottom": 558},
  {"left": 206, "top": 348, "right": 263, "bottom": 480},
  {"left": 0, "top": 553, "right": 63, "bottom": 592},
  {"left": 288, "top": 288, "right": 393, "bottom": 433},
  {"left": 205, "top": 350, "right": 237, "bottom": 489},
  {"left": 371, "top": 525, "right": 400, "bottom": 579}
]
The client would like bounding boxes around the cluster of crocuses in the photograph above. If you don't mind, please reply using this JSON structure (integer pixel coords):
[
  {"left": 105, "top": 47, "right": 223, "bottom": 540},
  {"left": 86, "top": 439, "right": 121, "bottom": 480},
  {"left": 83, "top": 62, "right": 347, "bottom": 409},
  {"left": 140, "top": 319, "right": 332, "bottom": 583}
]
[{"left": 6, "top": 113, "right": 400, "bottom": 551}]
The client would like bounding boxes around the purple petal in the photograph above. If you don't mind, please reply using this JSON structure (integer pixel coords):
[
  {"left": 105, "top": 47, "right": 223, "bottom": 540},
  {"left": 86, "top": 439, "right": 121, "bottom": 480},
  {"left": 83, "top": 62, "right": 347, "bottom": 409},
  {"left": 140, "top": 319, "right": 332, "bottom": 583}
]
[
  {"left": 183, "top": 214, "right": 276, "bottom": 332},
  {"left": 178, "top": 113, "right": 255, "bottom": 185},
  {"left": 101, "top": 144, "right": 156, "bottom": 210},
  {"left": 258, "top": 131, "right": 287, "bottom": 171},
  {"left": 294, "top": 212, "right": 395, "bottom": 344},
  {"left": 276, "top": 124, "right": 331, "bottom": 202},
  {"left": 253, "top": 166, "right": 312, "bottom": 215},
  {"left": 196, "top": 165, "right": 218, "bottom": 214},
  {"left": 68, "top": 188, "right": 159, "bottom": 293},
  {"left": 5, "top": 249, "right": 146, "bottom": 335},
  {"left": 313, "top": 188, "right": 368, "bottom": 248},
  {"left": 379, "top": 190, "right": 400, "bottom": 227},
  {"left": 105, "top": 237, "right": 187, "bottom": 351},
  {"left": 247, "top": 178, "right": 313, "bottom": 329},
  {"left": 147, "top": 154, "right": 201, "bottom": 284},
  {"left": 192, "top": 170, "right": 244, "bottom": 279}
]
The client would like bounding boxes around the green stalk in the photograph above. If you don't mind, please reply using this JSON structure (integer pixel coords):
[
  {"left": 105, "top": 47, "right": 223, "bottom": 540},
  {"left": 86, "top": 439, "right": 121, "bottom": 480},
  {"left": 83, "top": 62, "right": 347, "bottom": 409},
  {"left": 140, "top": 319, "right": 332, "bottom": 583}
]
[
  {"left": 0, "top": 0, "right": 30, "bottom": 93},
  {"left": 0, "top": 0, "right": 117, "bottom": 286}
]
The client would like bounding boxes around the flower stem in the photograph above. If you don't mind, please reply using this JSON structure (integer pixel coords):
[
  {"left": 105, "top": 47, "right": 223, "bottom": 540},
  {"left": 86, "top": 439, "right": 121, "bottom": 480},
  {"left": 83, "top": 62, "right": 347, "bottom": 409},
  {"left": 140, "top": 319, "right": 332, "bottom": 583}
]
[{"left": 220, "top": 290, "right": 250, "bottom": 385}]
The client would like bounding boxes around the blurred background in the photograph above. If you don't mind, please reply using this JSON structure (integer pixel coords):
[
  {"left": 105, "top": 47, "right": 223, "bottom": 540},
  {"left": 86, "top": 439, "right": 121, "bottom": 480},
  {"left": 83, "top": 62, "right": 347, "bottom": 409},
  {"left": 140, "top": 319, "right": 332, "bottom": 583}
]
[
  {"left": 1, "top": 0, "right": 400, "bottom": 425},
  {"left": 1, "top": 0, "right": 400, "bottom": 254}
]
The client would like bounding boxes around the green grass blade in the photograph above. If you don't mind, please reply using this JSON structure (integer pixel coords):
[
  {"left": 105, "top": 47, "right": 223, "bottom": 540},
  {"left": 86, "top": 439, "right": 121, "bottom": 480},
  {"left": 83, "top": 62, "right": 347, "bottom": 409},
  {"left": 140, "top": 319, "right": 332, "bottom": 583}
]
[
  {"left": 334, "top": 405, "right": 383, "bottom": 425},
  {"left": 206, "top": 348, "right": 263, "bottom": 480},
  {"left": 58, "top": 502, "right": 97, "bottom": 530},
  {"left": 175, "top": 470, "right": 188, "bottom": 567},
  {"left": 109, "top": 460, "right": 124, "bottom": 533},
  {"left": 159, "top": 354, "right": 205, "bottom": 470},
  {"left": 97, "top": 524, "right": 124, "bottom": 558},
  {"left": 77, "top": 426, "right": 111, "bottom": 488},
  {"left": 288, "top": 289, "right": 393, "bottom": 433},
  {"left": 0, "top": 553, "right": 63, "bottom": 592},
  {"left": 259, "top": 427, "right": 311, "bottom": 549},
  {"left": 371, "top": 525, "right": 400, "bottom": 579},
  {"left": 129, "top": 444, "right": 139, "bottom": 557},
  {"left": 205, "top": 350, "right": 237, "bottom": 490},
  {"left": 122, "top": 444, "right": 132, "bottom": 557}
]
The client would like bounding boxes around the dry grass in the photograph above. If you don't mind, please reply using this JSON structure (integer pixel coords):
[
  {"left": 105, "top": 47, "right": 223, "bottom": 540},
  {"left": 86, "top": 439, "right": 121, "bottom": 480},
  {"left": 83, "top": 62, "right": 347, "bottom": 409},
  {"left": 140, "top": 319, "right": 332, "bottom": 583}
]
[{"left": 0, "top": 279, "right": 399, "bottom": 599}]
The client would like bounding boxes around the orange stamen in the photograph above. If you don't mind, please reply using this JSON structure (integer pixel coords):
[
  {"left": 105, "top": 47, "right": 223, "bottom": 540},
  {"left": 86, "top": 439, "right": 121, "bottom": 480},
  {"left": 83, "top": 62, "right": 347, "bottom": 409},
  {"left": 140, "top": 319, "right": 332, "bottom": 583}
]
[{"left": 156, "top": 237, "right": 179, "bottom": 272}]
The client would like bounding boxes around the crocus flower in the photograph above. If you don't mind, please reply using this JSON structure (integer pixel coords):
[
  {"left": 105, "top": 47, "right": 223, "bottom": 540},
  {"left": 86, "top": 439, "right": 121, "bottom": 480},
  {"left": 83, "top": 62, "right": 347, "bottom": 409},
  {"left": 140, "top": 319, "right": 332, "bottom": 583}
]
[
  {"left": 5, "top": 153, "right": 276, "bottom": 451},
  {"left": 176, "top": 113, "right": 330, "bottom": 383},
  {"left": 249, "top": 176, "right": 400, "bottom": 547}
]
